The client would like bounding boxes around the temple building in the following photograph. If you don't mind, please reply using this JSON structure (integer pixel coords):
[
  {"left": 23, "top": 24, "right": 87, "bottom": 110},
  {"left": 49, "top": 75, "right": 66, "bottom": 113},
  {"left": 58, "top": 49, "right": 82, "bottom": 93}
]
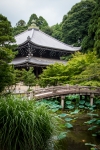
[{"left": 11, "top": 21, "right": 80, "bottom": 77}]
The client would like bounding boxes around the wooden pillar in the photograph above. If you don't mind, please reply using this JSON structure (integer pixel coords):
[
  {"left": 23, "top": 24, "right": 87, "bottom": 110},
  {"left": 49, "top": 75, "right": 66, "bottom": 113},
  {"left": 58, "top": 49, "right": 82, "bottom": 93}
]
[
  {"left": 90, "top": 93, "right": 94, "bottom": 106},
  {"left": 61, "top": 96, "right": 65, "bottom": 110},
  {"left": 36, "top": 67, "right": 38, "bottom": 78},
  {"left": 80, "top": 95, "right": 82, "bottom": 100},
  {"left": 85, "top": 95, "right": 88, "bottom": 100}
]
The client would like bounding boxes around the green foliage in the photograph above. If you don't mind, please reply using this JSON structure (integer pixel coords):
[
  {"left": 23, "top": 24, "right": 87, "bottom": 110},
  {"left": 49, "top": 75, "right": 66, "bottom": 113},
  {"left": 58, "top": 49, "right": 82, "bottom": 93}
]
[
  {"left": 42, "top": 26, "right": 53, "bottom": 36},
  {"left": 39, "top": 51, "right": 100, "bottom": 87},
  {"left": 0, "top": 14, "right": 15, "bottom": 46},
  {"left": 22, "top": 67, "right": 36, "bottom": 88},
  {"left": 62, "top": 0, "right": 95, "bottom": 46},
  {"left": 13, "top": 25, "right": 27, "bottom": 36},
  {"left": 51, "top": 23, "right": 62, "bottom": 41},
  {"left": 27, "top": 13, "right": 38, "bottom": 26},
  {"left": 57, "top": 132, "right": 67, "bottom": 140},
  {"left": 0, "top": 14, "right": 16, "bottom": 93},
  {"left": 27, "top": 14, "right": 48, "bottom": 31},
  {"left": 37, "top": 16, "right": 48, "bottom": 30},
  {"left": 82, "top": 0, "right": 100, "bottom": 56},
  {"left": 0, "top": 96, "right": 57, "bottom": 150},
  {"left": 65, "top": 123, "right": 73, "bottom": 128},
  {"left": 16, "top": 19, "right": 26, "bottom": 27},
  {"left": 39, "top": 63, "right": 67, "bottom": 87}
]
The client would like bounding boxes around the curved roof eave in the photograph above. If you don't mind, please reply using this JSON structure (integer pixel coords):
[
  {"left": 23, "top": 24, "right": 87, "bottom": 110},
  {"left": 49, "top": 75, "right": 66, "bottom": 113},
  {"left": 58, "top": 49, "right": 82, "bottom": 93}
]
[
  {"left": 16, "top": 40, "right": 81, "bottom": 52},
  {"left": 14, "top": 28, "right": 81, "bottom": 52}
]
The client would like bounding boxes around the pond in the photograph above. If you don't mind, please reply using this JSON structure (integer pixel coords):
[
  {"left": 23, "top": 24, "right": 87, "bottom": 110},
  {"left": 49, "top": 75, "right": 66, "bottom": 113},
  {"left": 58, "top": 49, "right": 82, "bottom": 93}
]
[
  {"left": 55, "top": 112, "right": 100, "bottom": 150},
  {"left": 36, "top": 96, "right": 100, "bottom": 150}
]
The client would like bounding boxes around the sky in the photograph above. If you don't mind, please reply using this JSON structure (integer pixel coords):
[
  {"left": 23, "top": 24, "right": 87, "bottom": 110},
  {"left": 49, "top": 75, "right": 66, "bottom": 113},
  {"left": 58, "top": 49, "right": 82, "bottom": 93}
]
[{"left": 0, "top": 0, "right": 81, "bottom": 27}]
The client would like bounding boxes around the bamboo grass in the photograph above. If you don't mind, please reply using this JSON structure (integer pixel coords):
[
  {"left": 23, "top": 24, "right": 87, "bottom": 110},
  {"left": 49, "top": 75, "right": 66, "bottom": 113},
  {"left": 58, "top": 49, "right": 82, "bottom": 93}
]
[{"left": 0, "top": 96, "right": 57, "bottom": 150}]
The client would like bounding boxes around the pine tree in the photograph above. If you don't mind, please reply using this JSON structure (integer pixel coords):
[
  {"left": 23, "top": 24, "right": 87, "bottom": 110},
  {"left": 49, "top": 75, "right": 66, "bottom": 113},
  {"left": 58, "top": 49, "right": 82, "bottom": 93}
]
[{"left": 0, "top": 14, "right": 16, "bottom": 93}]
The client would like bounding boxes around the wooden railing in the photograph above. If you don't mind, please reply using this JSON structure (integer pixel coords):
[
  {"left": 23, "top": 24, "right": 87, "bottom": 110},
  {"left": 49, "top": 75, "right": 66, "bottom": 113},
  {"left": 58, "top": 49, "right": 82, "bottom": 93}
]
[
  {"left": 33, "top": 85, "right": 100, "bottom": 100},
  {"left": 12, "top": 84, "right": 100, "bottom": 100}
]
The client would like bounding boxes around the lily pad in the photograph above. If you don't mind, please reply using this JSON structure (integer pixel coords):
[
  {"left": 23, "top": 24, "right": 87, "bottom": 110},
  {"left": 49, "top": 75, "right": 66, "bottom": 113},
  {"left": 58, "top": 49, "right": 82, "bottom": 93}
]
[
  {"left": 85, "top": 143, "right": 96, "bottom": 147},
  {"left": 87, "top": 113, "right": 99, "bottom": 117},
  {"left": 65, "top": 123, "right": 73, "bottom": 128},
  {"left": 65, "top": 118, "right": 73, "bottom": 122},
  {"left": 79, "top": 100, "right": 85, "bottom": 105},
  {"left": 66, "top": 101, "right": 71, "bottom": 104},
  {"left": 92, "top": 134, "right": 97, "bottom": 137},
  {"left": 57, "top": 132, "right": 67, "bottom": 140},
  {"left": 85, "top": 102, "right": 91, "bottom": 107},
  {"left": 58, "top": 113, "right": 67, "bottom": 118},
  {"left": 67, "top": 105, "right": 74, "bottom": 109},
  {"left": 79, "top": 105, "right": 84, "bottom": 108},
  {"left": 96, "top": 120, "right": 100, "bottom": 125},
  {"left": 84, "top": 118, "right": 97, "bottom": 124},
  {"left": 70, "top": 109, "right": 80, "bottom": 114},
  {"left": 88, "top": 126, "right": 97, "bottom": 130}
]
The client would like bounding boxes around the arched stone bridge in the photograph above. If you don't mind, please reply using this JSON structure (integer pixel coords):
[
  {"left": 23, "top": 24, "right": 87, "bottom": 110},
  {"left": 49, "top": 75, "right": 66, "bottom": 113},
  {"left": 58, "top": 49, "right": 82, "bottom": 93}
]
[
  {"left": 14, "top": 84, "right": 100, "bottom": 108},
  {"left": 32, "top": 85, "right": 100, "bottom": 100}
]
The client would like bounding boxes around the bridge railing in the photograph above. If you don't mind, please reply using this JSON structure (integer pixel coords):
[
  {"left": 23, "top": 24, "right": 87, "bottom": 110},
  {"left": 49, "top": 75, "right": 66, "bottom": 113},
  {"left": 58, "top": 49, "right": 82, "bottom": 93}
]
[{"left": 33, "top": 84, "right": 100, "bottom": 96}]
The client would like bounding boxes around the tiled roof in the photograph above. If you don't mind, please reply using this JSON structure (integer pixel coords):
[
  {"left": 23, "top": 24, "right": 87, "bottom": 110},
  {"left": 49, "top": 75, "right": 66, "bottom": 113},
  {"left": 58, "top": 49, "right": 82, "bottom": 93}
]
[
  {"left": 11, "top": 57, "right": 67, "bottom": 66},
  {"left": 15, "top": 28, "right": 80, "bottom": 52}
]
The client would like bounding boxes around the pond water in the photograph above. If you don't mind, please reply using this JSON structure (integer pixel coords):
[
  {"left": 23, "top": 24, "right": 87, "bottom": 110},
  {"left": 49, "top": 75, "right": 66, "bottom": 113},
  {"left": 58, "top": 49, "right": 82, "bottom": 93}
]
[
  {"left": 36, "top": 97, "right": 100, "bottom": 150},
  {"left": 55, "top": 112, "right": 100, "bottom": 150}
]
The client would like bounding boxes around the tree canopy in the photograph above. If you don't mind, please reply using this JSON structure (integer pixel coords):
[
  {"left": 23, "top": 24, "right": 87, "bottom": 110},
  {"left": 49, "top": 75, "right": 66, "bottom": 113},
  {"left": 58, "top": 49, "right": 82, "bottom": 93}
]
[
  {"left": 62, "top": 0, "right": 95, "bottom": 46},
  {"left": 16, "top": 19, "right": 26, "bottom": 27},
  {"left": 39, "top": 51, "right": 100, "bottom": 87},
  {"left": 0, "top": 14, "right": 16, "bottom": 93},
  {"left": 82, "top": 0, "right": 100, "bottom": 56}
]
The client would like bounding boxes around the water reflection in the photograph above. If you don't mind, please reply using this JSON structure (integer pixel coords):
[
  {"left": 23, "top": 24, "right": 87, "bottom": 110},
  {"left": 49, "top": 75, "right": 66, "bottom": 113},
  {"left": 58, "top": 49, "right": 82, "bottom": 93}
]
[{"left": 55, "top": 116, "right": 100, "bottom": 150}]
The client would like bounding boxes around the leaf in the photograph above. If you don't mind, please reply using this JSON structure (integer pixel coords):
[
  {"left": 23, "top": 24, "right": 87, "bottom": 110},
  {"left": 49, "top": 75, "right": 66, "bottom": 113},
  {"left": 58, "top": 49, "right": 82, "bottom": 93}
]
[
  {"left": 70, "top": 109, "right": 80, "bottom": 114},
  {"left": 79, "top": 100, "right": 85, "bottom": 104},
  {"left": 65, "top": 123, "right": 73, "bottom": 128},
  {"left": 67, "top": 105, "right": 74, "bottom": 109},
  {"left": 65, "top": 118, "right": 73, "bottom": 122},
  {"left": 85, "top": 143, "right": 96, "bottom": 147},
  {"left": 51, "top": 108, "right": 59, "bottom": 112},
  {"left": 87, "top": 113, "right": 99, "bottom": 117},
  {"left": 92, "top": 134, "right": 97, "bottom": 137},
  {"left": 58, "top": 113, "right": 67, "bottom": 118},
  {"left": 96, "top": 120, "right": 100, "bottom": 125},
  {"left": 84, "top": 118, "right": 97, "bottom": 124},
  {"left": 79, "top": 105, "right": 84, "bottom": 108},
  {"left": 85, "top": 102, "right": 91, "bottom": 107},
  {"left": 88, "top": 126, "right": 97, "bottom": 130},
  {"left": 57, "top": 132, "right": 67, "bottom": 140},
  {"left": 95, "top": 100, "right": 100, "bottom": 104},
  {"left": 66, "top": 101, "right": 71, "bottom": 104}
]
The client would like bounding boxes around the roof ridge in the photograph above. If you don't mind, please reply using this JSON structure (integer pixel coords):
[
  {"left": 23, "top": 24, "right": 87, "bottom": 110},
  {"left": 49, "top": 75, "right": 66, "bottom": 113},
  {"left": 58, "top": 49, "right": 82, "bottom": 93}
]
[{"left": 31, "top": 29, "right": 35, "bottom": 39}]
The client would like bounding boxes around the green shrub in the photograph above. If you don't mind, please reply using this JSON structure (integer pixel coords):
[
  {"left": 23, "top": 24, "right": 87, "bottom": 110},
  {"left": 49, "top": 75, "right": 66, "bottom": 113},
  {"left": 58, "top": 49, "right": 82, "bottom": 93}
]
[{"left": 0, "top": 96, "right": 57, "bottom": 150}]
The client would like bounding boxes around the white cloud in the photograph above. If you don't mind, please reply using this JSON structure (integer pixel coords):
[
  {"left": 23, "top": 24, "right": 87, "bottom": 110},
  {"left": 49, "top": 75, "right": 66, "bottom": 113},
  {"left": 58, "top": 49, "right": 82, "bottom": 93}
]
[{"left": 0, "top": 0, "right": 81, "bottom": 27}]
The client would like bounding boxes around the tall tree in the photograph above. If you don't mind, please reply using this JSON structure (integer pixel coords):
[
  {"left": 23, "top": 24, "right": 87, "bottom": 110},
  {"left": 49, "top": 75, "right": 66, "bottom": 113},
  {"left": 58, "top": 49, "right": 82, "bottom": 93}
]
[
  {"left": 16, "top": 19, "right": 26, "bottom": 27},
  {"left": 13, "top": 19, "right": 27, "bottom": 36},
  {"left": 62, "top": 0, "right": 95, "bottom": 46},
  {"left": 82, "top": 0, "right": 100, "bottom": 56},
  {"left": 27, "top": 13, "right": 38, "bottom": 26},
  {"left": 51, "top": 23, "right": 62, "bottom": 41},
  {"left": 0, "top": 14, "right": 15, "bottom": 93},
  {"left": 42, "top": 26, "right": 53, "bottom": 36},
  {"left": 37, "top": 16, "right": 48, "bottom": 29},
  {"left": 22, "top": 67, "right": 36, "bottom": 89}
]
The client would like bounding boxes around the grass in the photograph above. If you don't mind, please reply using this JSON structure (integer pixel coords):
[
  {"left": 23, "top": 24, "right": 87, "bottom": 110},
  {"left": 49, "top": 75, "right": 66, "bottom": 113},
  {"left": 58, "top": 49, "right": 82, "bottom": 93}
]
[{"left": 0, "top": 95, "right": 58, "bottom": 150}]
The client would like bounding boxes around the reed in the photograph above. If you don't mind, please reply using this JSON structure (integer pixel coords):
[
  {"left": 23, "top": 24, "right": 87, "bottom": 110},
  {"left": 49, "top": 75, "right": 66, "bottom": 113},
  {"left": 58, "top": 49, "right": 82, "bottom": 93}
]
[{"left": 0, "top": 96, "right": 57, "bottom": 150}]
